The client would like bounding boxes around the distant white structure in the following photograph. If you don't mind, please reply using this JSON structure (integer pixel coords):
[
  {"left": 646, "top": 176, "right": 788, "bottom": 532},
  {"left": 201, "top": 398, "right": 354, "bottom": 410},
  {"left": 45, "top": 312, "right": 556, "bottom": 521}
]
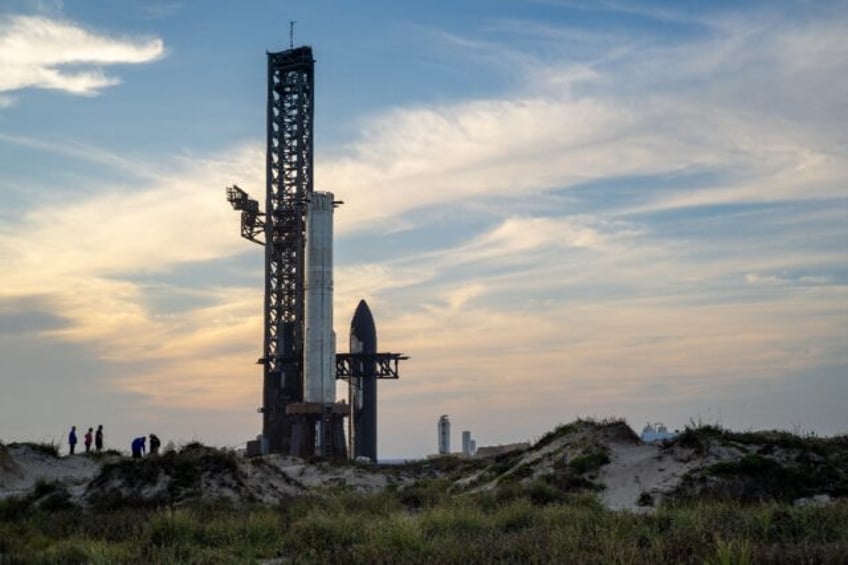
[
  {"left": 461, "top": 430, "right": 476, "bottom": 457},
  {"left": 640, "top": 422, "right": 677, "bottom": 443},
  {"left": 438, "top": 415, "right": 450, "bottom": 455}
]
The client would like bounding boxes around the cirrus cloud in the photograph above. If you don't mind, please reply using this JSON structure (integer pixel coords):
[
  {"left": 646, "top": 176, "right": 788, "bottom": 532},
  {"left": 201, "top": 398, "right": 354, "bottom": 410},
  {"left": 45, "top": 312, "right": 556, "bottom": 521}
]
[{"left": 0, "top": 14, "right": 164, "bottom": 96}]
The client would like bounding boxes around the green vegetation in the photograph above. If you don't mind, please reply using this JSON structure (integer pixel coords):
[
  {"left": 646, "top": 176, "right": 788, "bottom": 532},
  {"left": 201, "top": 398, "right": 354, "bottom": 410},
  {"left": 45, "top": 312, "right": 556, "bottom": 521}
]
[
  {"left": 88, "top": 448, "right": 124, "bottom": 460},
  {"left": 8, "top": 441, "right": 61, "bottom": 458},
  {"left": 535, "top": 417, "right": 634, "bottom": 449},
  {"left": 3, "top": 424, "right": 848, "bottom": 562},
  {"left": 568, "top": 451, "right": 611, "bottom": 474},
  {"left": 534, "top": 421, "right": 581, "bottom": 449},
  {"left": 672, "top": 425, "right": 848, "bottom": 502},
  {"left": 675, "top": 424, "right": 848, "bottom": 458},
  {"left": 86, "top": 442, "right": 244, "bottom": 509},
  {"left": 393, "top": 454, "right": 488, "bottom": 478},
  {"left": 1, "top": 483, "right": 847, "bottom": 563}
]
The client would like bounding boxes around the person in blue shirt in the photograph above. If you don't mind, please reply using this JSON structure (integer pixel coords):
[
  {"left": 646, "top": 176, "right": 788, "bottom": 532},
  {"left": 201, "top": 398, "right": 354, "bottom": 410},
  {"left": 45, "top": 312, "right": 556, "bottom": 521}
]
[
  {"left": 68, "top": 426, "right": 78, "bottom": 455},
  {"left": 131, "top": 436, "right": 146, "bottom": 459}
]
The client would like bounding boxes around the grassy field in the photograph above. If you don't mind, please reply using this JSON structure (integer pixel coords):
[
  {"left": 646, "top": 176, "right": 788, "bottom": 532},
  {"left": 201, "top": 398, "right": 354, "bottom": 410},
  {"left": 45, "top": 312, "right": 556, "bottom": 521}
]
[{"left": 2, "top": 479, "right": 847, "bottom": 564}]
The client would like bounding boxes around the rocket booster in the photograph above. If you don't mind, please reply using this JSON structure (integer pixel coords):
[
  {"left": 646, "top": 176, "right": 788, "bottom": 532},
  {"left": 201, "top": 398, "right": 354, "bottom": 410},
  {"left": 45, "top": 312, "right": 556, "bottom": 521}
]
[{"left": 304, "top": 192, "right": 336, "bottom": 404}]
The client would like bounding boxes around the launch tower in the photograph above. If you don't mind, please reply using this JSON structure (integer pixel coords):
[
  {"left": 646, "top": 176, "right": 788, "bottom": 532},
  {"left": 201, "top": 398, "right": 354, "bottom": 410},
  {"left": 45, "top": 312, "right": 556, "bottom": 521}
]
[
  {"left": 227, "top": 44, "right": 406, "bottom": 460},
  {"left": 227, "top": 45, "right": 345, "bottom": 458}
]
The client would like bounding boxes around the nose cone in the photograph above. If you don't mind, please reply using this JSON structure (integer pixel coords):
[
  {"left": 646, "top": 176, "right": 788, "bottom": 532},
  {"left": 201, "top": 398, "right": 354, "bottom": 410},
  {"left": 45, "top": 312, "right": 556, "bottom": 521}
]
[{"left": 351, "top": 299, "right": 377, "bottom": 352}]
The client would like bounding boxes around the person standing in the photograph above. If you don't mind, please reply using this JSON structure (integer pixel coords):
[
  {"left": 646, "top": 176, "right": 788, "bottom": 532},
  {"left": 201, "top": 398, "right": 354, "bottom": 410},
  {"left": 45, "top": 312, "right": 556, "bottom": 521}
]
[
  {"left": 149, "top": 434, "right": 161, "bottom": 456},
  {"left": 68, "top": 426, "right": 78, "bottom": 455},
  {"left": 131, "top": 436, "right": 146, "bottom": 459},
  {"left": 84, "top": 427, "right": 93, "bottom": 454},
  {"left": 95, "top": 425, "right": 104, "bottom": 452}
]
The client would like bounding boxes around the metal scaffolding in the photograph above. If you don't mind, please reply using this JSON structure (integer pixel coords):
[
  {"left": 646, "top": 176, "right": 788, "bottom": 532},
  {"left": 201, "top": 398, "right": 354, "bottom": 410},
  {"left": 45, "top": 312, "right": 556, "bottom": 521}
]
[
  {"left": 262, "top": 46, "right": 315, "bottom": 455},
  {"left": 226, "top": 46, "right": 315, "bottom": 455},
  {"left": 227, "top": 45, "right": 404, "bottom": 460}
]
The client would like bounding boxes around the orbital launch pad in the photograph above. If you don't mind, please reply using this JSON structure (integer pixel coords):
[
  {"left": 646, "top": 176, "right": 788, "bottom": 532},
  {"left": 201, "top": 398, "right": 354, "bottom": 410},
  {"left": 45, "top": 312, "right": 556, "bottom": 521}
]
[{"left": 226, "top": 44, "right": 406, "bottom": 460}]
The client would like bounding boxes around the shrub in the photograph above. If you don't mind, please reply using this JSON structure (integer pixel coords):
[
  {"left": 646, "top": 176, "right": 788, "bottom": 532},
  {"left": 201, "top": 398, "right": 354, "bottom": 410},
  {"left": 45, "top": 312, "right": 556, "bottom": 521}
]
[
  {"left": 9, "top": 441, "right": 60, "bottom": 458},
  {"left": 87, "top": 449, "right": 123, "bottom": 460},
  {"left": 419, "top": 501, "right": 488, "bottom": 539},
  {"left": 336, "top": 490, "right": 402, "bottom": 516},
  {"left": 705, "top": 454, "right": 833, "bottom": 502},
  {"left": 534, "top": 421, "right": 580, "bottom": 449},
  {"left": 706, "top": 538, "right": 754, "bottom": 565},
  {"left": 526, "top": 479, "right": 563, "bottom": 506},
  {"left": 569, "top": 451, "right": 610, "bottom": 474},
  {"left": 487, "top": 452, "right": 524, "bottom": 477},
  {"left": 638, "top": 491, "right": 654, "bottom": 507},
  {"left": 30, "top": 479, "right": 75, "bottom": 511},
  {"left": 282, "top": 511, "right": 362, "bottom": 559},
  {"left": 674, "top": 424, "right": 726, "bottom": 454},
  {"left": 86, "top": 443, "right": 244, "bottom": 509},
  {"left": 398, "top": 478, "right": 451, "bottom": 509},
  {"left": 0, "top": 495, "right": 31, "bottom": 522},
  {"left": 352, "top": 514, "right": 424, "bottom": 561},
  {"left": 146, "top": 508, "right": 199, "bottom": 547},
  {"left": 3, "top": 494, "right": 848, "bottom": 562}
]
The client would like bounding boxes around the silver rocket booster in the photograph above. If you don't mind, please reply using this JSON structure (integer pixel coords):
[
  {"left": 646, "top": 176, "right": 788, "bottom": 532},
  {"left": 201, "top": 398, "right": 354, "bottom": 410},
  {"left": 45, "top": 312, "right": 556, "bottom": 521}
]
[{"left": 304, "top": 191, "right": 336, "bottom": 405}]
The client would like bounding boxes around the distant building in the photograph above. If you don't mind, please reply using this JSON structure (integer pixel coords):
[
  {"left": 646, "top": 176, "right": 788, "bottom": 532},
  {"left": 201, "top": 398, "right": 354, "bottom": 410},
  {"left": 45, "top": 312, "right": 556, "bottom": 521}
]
[
  {"left": 640, "top": 422, "right": 678, "bottom": 443},
  {"left": 461, "top": 430, "right": 476, "bottom": 457},
  {"left": 438, "top": 415, "right": 450, "bottom": 455}
]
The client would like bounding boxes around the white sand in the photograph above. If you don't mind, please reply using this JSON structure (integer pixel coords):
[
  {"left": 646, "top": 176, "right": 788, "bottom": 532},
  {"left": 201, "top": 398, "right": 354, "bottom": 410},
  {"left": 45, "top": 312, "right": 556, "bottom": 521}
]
[
  {"left": 3, "top": 427, "right": 820, "bottom": 512},
  {"left": 0, "top": 445, "right": 101, "bottom": 499},
  {"left": 599, "top": 440, "right": 698, "bottom": 512}
]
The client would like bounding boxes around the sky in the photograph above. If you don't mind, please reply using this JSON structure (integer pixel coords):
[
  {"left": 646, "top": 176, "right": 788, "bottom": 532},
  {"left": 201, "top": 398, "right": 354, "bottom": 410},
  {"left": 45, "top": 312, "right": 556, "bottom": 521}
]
[{"left": 0, "top": 0, "right": 846, "bottom": 459}]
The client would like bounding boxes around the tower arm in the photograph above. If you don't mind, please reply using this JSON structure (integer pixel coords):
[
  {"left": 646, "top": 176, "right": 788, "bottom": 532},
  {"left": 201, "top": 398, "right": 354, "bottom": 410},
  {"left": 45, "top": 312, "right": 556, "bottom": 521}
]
[
  {"left": 335, "top": 352, "right": 408, "bottom": 380},
  {"left": 226, "top": 185, "right": 266, "bottom": 245}
]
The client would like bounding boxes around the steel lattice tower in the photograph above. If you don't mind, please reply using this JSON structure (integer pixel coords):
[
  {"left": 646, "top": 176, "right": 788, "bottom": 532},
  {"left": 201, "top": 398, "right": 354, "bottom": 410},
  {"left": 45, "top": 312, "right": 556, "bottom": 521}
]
[
  {"left": 226, "top": 46, "right": 315, "bottom": 454},
  {"left": 262, "top": 46, "right": 314, "bottom": 454}
]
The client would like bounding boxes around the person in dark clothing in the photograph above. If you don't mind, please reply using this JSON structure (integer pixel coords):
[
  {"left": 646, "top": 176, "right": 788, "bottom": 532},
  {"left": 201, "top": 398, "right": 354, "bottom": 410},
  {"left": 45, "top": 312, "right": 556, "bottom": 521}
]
[
  {"left": 68, "top": 426, "right": 77, "bottom": 455},
  {"left": 95, "top": 425, "right": 104, "bottom": 452},
  {"left": 148, "top": 434, "right": 161, "bottom": 456},
  {"left": 84, "top": 427, "right": 93, "bottom": 453},
  {"left": 131, "top": 436, "right": 146, "bottom": 459}
]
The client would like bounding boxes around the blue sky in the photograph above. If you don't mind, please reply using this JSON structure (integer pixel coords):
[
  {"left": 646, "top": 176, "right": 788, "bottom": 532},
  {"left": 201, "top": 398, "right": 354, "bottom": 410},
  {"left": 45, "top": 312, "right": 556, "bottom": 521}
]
[{"left": 0, "top": 0, "right": 846, "bottom": 458}]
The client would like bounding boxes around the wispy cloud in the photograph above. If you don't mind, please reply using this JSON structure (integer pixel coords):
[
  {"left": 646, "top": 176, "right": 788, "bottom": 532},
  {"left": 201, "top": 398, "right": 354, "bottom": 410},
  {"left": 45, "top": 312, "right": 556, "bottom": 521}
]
[
  {"left": 324, "top": 6, "right": 847, "bottom": 238},
  {"left": 0, "top": 143, "right": 264, "bottom": 281},
  {"left": 0, "top": 132, "right": 166, "bottom": 180},
  {"left": 0, "top": 14, "right": 164, "bottom": 96},
  {"left": 0, "top": 137, "right": 270, "bottom": 409}
]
